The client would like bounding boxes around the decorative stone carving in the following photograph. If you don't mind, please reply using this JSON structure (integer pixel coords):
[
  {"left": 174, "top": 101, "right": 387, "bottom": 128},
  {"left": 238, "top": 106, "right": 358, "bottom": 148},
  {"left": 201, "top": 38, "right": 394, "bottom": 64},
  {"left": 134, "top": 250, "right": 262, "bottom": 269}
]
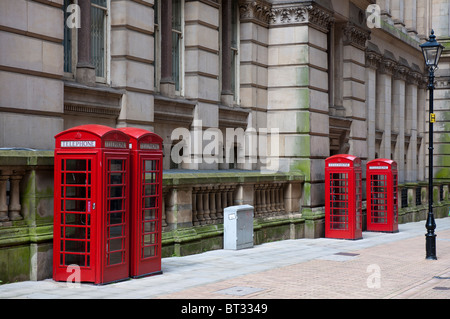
[
  {"left": 306, "top": 5, "right": 334, "bottom": 32},
  {"left": 269, "top": 6, "right": 308, "bottom": 25},
  {"left": 239, "top": 0, "right": 333, "bottom": 32},
  {"left": 366, "top": 51, "right": 382, "bottom": 69},
  {"left": 343, "top": 22, "right": 371, "bottom": 50},
  {"left": 239, "top": 0, "right": 272, "bottom": 26}
]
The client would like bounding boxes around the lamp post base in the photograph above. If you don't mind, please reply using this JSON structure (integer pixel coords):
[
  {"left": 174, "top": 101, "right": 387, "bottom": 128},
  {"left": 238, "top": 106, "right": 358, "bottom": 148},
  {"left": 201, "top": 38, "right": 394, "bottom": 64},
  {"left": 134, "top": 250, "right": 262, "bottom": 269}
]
[
  {"left": 425, "top": 210, "right": 437, "bottom": 260},
  {"left": 425, "top": 233, "right": 437, "bottom": 260}
]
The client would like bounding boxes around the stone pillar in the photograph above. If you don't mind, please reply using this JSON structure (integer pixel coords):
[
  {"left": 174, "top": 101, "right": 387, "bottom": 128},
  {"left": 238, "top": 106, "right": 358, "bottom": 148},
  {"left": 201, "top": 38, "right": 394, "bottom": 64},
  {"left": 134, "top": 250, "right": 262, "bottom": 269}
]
[
  {"left": 267, "top": 2, "right": 333, "bottom": 238},
  {"left": 404, "top": 0, "right": 418, "bottom": 38},
  {"left": 377, "top": 54, "right": 396, "bottom": 159},
  {"left": 184, "top": 0, "right": 220, "bottom": 169},
  {"left": 203, "top": 187, "right": 211, "bottom": 224},
  {"left": 111, "top": 0, "right": 154, "bottom": 127},
  {"left": 221, "top": 0, "right": 233, "bottom": 106},
  {"left": 392, "top": 62, "right": 408, "bottom": 183},
  {"left": 405, "top": 71, "right": 419, "bottom": 182},
  {"left": 160, "top": 0, "right": 175, "bottom": 96},
  {"left": 417, "top": 79, "right": 427, "bottom": 181},
  {"left": 415, "top": 0, "right": 429, "bottom": 40},
  {"left": 239, "top": 0, "right": 270, "bottom": 166},
  {"left": 0, "top": 172, "right": 9, "bottom": 222},
  {"left": 366, "top": 48, "right": 381, "bottom": 160},
  {"left": 390, "top": 0, "right": 405, "bottom": 29},
  {"left": 342, "top": 20, "right": 370, "bottom": 161},
  {"left": 8, "top": 171, "right": 24, "bottom": 221},
  {"left": 76, "top": 0, "right": 95, "bottom": 85},
  {"left": 378, "top": 0, "right": 392, "bottom": 21}
]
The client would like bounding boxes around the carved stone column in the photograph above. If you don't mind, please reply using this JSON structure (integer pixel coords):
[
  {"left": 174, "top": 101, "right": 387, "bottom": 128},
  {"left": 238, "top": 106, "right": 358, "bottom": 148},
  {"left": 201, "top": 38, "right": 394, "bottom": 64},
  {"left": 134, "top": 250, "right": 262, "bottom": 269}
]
[
  {"left": 162, "top": 187, "right": 169, "bottom": 229},
  {"left": 216, "top": 187, "right": 223, "bottom": 223},
  {"left": 209, "top": 187, "right": 217, "bottom": 223},
  {"left": 202, "top": 187, "right": 211, "bottom": 225},
  {"left": 254, "top": 185, "right": 261, "bottom": 217},
  {"left": 195, "top": 188, "right": 205, "bottom": 225},
  {"left": 8, "top": 171, "right": 24, "bottom": 221},
  {"left": 0, "top": 172, "right": 9, "bottom": 222},
  {"left": 192, "top": 189, "right": 198, "bottom": 226},
  {"left": 76, "top": 0, "right": 95, "bottom": 85}
]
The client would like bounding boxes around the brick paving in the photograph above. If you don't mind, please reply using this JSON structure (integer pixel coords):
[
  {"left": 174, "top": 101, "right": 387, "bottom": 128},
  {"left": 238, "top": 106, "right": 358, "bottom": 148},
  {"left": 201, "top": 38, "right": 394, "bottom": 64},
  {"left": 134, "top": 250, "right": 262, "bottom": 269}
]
[
  {"left": 159, "top": 228, "right": 450, "bottom": 299},
  {"left": 1, "top": 218, "right": 450, "bottom": 300}
]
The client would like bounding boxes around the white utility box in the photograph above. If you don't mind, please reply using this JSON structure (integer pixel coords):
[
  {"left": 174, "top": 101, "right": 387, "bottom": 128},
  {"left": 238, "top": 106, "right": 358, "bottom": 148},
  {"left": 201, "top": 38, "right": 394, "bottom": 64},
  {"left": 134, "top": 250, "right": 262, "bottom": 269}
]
[{"left": 223, "top": 205, "right": 254, "bottom": 250}]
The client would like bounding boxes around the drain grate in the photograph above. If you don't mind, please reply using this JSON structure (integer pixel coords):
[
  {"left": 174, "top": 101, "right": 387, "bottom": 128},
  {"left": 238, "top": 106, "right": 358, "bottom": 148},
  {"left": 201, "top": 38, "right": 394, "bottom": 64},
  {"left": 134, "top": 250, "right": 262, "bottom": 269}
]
[
  {"left": 433, "top": 287, "right": 450, "bottom": 291},
  {"left": 214, "top": 286, "right": 265, "bottom": 296},
  {"left": 433, "top": 276, "right": 450, "bottom": 280},
  {"left": 334, "top": 252, "right": 360, "bottom": 257}
]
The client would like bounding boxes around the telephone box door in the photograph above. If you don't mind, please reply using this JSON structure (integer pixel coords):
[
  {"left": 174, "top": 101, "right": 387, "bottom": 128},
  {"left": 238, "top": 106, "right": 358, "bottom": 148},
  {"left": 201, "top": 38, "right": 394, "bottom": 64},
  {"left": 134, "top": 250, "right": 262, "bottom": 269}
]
[
  {"left": 135, "top": 154, "right": 162, "bottom": 276},
  {"left": 53, "top": 154, "right": 98, "bottom": 283},
  {"left": 325, "top": 154, "right": 362, "bottom": 240},
  {"left": 101, "top": 153, "right": 130, "bottom": 283},
  {"left": 366, "top": 159, "right": 398, "bottom": 233}
]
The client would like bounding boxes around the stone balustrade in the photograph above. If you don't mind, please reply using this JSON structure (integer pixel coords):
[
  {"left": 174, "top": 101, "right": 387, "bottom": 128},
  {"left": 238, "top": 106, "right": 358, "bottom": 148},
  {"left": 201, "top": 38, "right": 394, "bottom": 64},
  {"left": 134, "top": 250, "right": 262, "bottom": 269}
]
[
  {"left": 0, "top": 169, "right": 25, "bottom": 225},
  {"left": 161, "top": 170, "right": 304, "bottom": 232},
  {"left": 1, "top": 151, "right": 449, "bottom": 279}
]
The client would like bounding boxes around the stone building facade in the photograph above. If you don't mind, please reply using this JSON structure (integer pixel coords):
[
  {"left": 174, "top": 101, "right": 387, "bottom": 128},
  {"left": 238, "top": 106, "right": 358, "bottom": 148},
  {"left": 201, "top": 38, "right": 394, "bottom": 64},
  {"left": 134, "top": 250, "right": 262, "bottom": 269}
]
[{"left": 0, "top": 0, "right": 449, "bottom": 282}]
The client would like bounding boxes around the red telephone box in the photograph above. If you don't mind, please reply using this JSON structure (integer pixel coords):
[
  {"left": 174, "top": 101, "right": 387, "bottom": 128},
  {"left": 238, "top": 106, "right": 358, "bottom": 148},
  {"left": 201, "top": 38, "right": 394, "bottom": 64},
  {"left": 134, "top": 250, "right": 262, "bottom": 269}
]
[
  {"left": 53, "top": 124, "right": 131, "bottom": 284},
  {"left": 366, "top": 158, "right": 398, "bottom": 233},
  {"left": 118, "top": 127, "right": 163, "bottom": 278},
  {"left": 325, "top": 154, "right": 362, "bottom": 240}
]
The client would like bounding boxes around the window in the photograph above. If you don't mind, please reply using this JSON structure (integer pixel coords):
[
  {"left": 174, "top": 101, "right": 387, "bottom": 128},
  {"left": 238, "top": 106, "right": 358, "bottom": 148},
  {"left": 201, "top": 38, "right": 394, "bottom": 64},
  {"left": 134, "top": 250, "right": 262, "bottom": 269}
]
[
  {"left": 91, "top": 0, "right": 109, "bottom": 82},
  {"left": 154, "top": 0, "right": 184, "bottom": 95},
  {"left": 154, "top": 0, "right": 160, "bottom": 92},
  {"left": 62, "top": 0, "right": 110, "bottom": 82},
  {"left": 172, "top": 0, "right": 184, "bottom": 94},
  {"left": 63, "top": 0, "right": 75, "bottom": 75},
  {"left": 231, "top": 0, "right": 239, "bottom": 102}
]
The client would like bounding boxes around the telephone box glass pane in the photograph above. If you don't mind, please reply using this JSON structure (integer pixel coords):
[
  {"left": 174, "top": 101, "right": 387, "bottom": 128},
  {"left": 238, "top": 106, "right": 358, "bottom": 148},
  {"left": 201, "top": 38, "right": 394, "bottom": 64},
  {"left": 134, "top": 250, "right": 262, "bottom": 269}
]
[
  {"left": 355, "top": 172, "right": 362, "bottom": 230},
  {"left": 60, "top": 158, "right": 92, "bottom": 268},
  {"left": 106, "top": 158, "right": 126, "bottom": 266},
  {"left": 329, "top": 173, "right": 348, "bottom": 230},
  {"left": 370, "top": 174, "right": 388, "bottom": 224},
  {"left": 393, "top": 173, "right": 398, "bottom": 224},
  {"left": 140, "top": 159, "right": 160, "bottom": 259}
]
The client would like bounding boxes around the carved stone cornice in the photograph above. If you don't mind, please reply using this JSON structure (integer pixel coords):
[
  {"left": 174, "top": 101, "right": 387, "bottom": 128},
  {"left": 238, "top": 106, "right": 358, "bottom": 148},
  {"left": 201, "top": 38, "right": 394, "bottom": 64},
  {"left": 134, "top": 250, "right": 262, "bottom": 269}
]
[
  {"left": 365, "top": 51, "right": 382, "bottom": 69},
  {"left": 343, "top": 22, "right": 371, "bottom": 50},
  {"left": 406, "top": 71, "right": 423, "bottom": 85},
  {"left": 365, "top": 42, "right": 382, "bottom": 69},
  {"left": 306, "top": 4, "right": 334, "bottom": 32},
  {"left": 393, "top": 65, "right": 409, "bottom": 81},
  {"left": 407, "top": 63, "right": 425, "bottom": 85},
  {"left": 239, "top": 0, "right": 272, "bottom": 27},
  {"left": 269, "top": 5, "right": 308, "bottom": 26},
  {"left": 239, "top": 0, "right": 333, "bottom": 32},
  {"left": 378, "top": 50, "right": 397, "bottom": 75},
  {"left": 379, "top": 58, "right": 397, "bottom": 75}
]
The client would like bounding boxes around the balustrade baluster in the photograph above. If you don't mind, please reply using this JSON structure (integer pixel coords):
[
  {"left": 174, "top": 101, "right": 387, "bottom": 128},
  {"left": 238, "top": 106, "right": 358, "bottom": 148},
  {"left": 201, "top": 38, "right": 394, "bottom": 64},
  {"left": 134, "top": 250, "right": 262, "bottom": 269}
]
[
  {"left": 8, "top": 172, "right": 24, "bottom": 221},
  {"left": 216, "top": 188, "right": 223, "bottom": 223},
  {"left": 202, "top": 187, "right": 211, "bottom": 225},
  {"left": 192, "top": 188, "right": 199, "bottom": 226},
  {"left": 261, "top": 184, "right": 268, "bottom": 215},
  {"left": 255, "top": 185, "right": 261, "bottom": 217},
  {"left": 196, "top": 189, "right": 205, "bottom": 225},
  {"left": 0, "top": 173, "right": 9, "bottom": 222},
  {"left": 161, "top": 189, "right": 168, "bottom": 229},
  {"left": 209, "top": 188, "right": 217, "bottom": 224}
]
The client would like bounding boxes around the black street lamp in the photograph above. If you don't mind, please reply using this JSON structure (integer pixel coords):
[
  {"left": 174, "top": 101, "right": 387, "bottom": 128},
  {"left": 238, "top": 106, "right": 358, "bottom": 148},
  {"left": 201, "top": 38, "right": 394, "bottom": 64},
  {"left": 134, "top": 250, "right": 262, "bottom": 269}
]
[{"left": 420, "top": 30, "right": 444, "bottom": 260}]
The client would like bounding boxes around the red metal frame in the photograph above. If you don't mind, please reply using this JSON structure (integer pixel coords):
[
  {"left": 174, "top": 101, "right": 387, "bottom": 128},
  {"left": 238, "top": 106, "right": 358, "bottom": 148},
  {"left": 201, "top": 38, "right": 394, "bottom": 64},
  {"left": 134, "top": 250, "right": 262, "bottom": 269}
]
[
  {"left": 366, "top": 158, "right": 398, "bottom": 233},
  {"left": 325, "top": 154, "right": 362, "bottom": 240},
  {"left": 54, "top": 125, "right": 130, "bottom": 284},
  {"left": 118, "top": 127, "right": 163, "bottom": 278}
]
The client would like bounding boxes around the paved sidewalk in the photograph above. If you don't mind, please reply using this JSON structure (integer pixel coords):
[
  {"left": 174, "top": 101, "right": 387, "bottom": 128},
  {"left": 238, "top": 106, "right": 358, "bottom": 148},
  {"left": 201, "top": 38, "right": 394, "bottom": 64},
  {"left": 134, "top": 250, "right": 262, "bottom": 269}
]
[{"left": 1, "top": 217, "right": 450, "bottom": 299}]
